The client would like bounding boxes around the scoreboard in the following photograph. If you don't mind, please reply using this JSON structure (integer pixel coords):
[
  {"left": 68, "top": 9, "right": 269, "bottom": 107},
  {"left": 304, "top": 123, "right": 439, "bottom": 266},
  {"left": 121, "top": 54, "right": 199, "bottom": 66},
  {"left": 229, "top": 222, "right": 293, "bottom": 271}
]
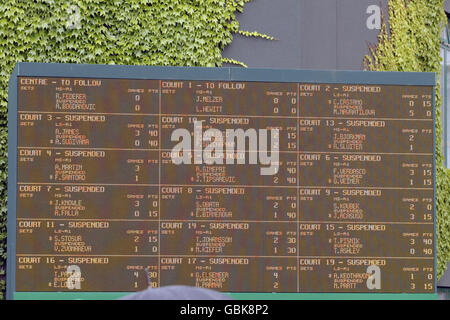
[{"left": 7, "top": 63, "right": 436, "bottom": 298}]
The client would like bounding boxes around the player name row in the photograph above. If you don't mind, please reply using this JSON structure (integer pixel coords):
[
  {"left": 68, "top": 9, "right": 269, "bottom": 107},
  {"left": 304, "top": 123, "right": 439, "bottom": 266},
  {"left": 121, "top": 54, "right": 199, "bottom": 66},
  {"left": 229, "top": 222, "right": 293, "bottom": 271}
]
[
  {"left": 17, "top": 185, "right": 433, "bottom": 223},
  {"left": 18, "top": 114, "right": 433, "bottom": 153},
  {"left": 18, "top": 80, "right": 433, "bottom": 119},
  {"left": 17, "top": 220, "right": 433, "bottom": 257},
  {"left": 17, "top": 150, "right": 433, "bottom": 187},
  {"left": 15, "top": 256, "right": 434, "bottom": 292}
]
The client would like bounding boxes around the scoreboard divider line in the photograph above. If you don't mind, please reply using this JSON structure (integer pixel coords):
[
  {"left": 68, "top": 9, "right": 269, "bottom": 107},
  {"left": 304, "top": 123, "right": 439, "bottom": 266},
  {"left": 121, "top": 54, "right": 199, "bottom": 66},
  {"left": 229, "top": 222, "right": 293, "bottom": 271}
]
[
  {"left": 16, "top": 110, "right": 435, "bottom": 122},
  {"left": 13, "top": 254, "right": 434, "bottom": 259},
  {"left": 13, "top": 218, "right": 435, "bottom": 225}
]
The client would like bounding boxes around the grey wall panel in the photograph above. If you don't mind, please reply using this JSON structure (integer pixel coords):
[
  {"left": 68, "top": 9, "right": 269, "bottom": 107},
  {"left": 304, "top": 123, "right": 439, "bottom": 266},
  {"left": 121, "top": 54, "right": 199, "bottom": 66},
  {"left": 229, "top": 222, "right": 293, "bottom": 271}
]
[
  {"left": 299, "top": 0, "right": 337, "bottom": 69},
  {"left": 223, "top": 0, "right": 388, "bottom": 71},
  {"left": 445, "top": 0, "right": 450, "bottom": 14},
  {"left": 222, "top": 0, "right": 302, "bottom": 69},
  {"left": 337, "top": 0, "right": 388, "bottom": 70}
]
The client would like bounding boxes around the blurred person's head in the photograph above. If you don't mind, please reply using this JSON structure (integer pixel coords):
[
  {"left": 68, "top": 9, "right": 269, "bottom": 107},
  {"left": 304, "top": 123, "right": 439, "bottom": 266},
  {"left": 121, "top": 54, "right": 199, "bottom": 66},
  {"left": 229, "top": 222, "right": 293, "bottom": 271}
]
[{"left": 119, "top": 285, "right": 233, "bottom": 300}]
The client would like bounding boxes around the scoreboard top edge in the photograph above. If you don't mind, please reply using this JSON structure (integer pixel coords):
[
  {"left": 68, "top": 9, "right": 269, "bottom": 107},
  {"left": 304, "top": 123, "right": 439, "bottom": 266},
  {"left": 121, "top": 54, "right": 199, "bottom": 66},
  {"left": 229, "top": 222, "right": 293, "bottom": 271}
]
[{"left": 10, "top": 62, "right": 437, "bottom": 86}]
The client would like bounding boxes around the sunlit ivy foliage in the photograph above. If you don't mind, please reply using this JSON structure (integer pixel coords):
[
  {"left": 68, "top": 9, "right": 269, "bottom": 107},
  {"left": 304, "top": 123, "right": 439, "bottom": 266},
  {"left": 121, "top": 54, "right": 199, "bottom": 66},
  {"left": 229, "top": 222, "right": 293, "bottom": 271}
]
[
  {"left": 0, "top": 0, "right": 259, "bottom": 299},
  {"left": 365, "top": 0, "right": 450, "bottom": 280}
]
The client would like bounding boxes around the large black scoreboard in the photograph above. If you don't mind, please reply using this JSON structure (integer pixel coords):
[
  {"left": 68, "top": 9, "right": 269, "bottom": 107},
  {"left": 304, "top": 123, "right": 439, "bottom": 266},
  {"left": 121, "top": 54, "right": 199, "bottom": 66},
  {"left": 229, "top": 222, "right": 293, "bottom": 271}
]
[{"left": 7, "top": 63, "right": 436, "bottom": 299}]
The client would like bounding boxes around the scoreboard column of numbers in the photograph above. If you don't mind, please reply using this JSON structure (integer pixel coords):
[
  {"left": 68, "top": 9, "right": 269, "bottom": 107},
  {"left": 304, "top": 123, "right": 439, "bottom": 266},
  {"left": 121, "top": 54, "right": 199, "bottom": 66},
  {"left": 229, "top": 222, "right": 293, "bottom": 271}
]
[{"left": 11, "top": 65, "right": 436, "bottom": 294}]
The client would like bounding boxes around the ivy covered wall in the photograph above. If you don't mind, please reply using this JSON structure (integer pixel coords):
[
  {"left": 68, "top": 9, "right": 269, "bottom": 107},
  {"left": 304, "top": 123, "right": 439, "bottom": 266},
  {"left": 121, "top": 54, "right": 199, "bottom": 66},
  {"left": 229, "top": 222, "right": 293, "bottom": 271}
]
[
  {"left": 0, "top": 0, "right": 449, "bottom": 299},
  {"left": 0, "top": 0, "right": 254, "bottom": 299},
  {"left": 365, "top": 0, "right": 450, "bottom": 280}
]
